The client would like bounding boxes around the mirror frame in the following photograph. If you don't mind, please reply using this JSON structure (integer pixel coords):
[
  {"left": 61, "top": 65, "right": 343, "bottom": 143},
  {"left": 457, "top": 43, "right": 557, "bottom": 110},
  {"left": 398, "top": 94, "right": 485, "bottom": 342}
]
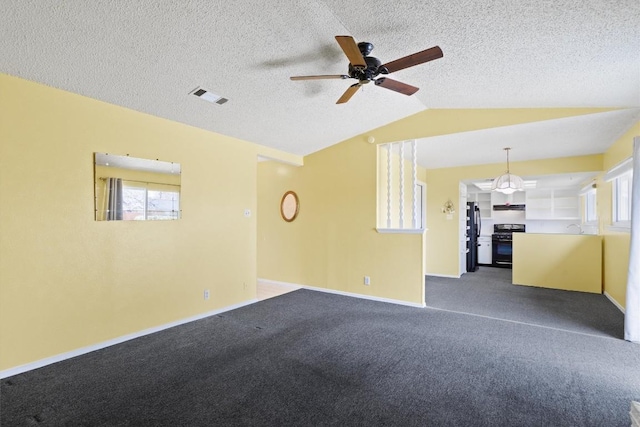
[{"left": 280, "top": 191, "right": 299, "bottom": 222}]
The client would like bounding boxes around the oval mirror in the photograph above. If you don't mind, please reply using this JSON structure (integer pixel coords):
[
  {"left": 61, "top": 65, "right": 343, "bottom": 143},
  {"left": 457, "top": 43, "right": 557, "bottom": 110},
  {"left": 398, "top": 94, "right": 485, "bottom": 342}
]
[{"left": 280, "top": 191, "right": 299, "bottom": 222}]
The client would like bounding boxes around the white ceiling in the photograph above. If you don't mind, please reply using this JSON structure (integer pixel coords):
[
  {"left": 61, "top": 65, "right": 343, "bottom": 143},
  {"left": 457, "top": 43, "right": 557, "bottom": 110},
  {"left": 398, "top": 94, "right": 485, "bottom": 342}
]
[
  {"left": 418, "top": 109, "right": 640, "bottom": 169},
  {"left": 465, "top": 171, "right": 599, "bottom": 192},
  {"left": 1, "top": 0, "right": 639, "bottom": 168}
]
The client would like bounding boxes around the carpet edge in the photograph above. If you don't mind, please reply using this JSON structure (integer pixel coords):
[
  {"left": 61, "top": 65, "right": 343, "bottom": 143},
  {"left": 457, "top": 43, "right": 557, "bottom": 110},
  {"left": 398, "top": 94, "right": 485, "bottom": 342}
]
[{"left": 0, "top": 298, "right": 259, "bottom": 379}]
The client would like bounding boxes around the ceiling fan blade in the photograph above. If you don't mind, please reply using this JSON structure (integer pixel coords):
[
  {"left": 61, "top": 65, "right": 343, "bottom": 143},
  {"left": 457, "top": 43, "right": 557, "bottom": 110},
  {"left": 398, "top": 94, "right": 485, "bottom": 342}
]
[
  {"left": 381, "top": 46, "right": 443, "bottom": 74},
  {"left": 290, "top": 75, "right": 350, "bottom": 81},
  {"left": 375, "top": 77, "right": 419, "bottom": 96},
  {"left": 336, "top": 83, "right": 362, "bottom": 104},
  {"left": 335, "top": 36, "right": 366, "bottom": 69}
]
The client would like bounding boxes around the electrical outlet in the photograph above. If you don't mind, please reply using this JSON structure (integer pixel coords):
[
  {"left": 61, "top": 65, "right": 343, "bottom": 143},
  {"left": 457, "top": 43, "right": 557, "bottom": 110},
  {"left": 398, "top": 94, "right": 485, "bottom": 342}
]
[
  {"left": 364, "top": 276, "right": 370, "bottom": 286},
  {"left": 204, "top": 289, "right": 210, "bottom": 300},
  {"left": 244, "top": 209, "right": 251, "bottom": 217}
]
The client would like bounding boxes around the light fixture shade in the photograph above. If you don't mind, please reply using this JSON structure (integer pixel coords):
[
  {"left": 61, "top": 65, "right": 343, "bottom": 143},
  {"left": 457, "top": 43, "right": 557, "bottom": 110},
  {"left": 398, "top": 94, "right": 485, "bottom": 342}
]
[{"left": 491, "top": 173, "right": 524, "bottom": 194}]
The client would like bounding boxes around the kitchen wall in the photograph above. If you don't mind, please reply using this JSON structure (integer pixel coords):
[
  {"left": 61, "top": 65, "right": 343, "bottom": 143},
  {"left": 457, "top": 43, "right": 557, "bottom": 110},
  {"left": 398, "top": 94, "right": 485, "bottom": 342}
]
[
  {"left": 425, "top": 155, "right": 603, "bottom": 277},
  {"left": 480, "top": 210, "right": 581, "bottom": 235},
  {"left": 472, "top": 120, "right": 640, "bottom": 310}
]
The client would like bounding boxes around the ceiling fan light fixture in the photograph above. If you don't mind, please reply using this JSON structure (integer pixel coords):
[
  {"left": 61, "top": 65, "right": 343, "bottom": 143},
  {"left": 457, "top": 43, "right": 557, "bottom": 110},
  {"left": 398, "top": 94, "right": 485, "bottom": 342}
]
[{"left": 491, "top": 147, "right": 524, "bottom": 194}]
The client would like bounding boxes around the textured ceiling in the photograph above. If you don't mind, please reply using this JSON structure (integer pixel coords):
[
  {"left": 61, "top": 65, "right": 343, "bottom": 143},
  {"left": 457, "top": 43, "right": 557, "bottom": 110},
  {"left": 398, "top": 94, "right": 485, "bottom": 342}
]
[{"left": 1, "top": 0, "right": 639, "bottom": 168}]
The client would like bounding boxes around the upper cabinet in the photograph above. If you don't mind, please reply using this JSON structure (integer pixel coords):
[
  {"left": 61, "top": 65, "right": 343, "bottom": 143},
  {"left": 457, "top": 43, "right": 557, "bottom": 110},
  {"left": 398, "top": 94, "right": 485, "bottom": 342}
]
[
  {"left": 469, "top": 188, "right": 579, "bottom": 220},
  {"left": 469, "top": 191, "right": 527, "bottom": 220},
  {"left": 491, "top": 191, "right": 525, "bottom": 206},
  {"left": 525, "top": 189, "right": 580, "bottom": 220},
  {"left": 468, "top": 191, "right": 492, "bottom": 219}
]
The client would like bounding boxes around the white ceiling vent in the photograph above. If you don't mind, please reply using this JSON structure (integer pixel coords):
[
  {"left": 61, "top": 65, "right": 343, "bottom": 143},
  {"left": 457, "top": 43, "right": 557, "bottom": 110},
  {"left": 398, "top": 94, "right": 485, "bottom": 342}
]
[{"left": 191, "top": 87, "right": 228, "bottom": 105}]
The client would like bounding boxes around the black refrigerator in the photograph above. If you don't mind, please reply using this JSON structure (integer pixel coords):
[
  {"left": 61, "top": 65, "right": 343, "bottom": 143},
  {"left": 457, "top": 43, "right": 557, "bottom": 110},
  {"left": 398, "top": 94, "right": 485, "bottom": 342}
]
[{"left": 466, "top": 202, "right": 482, "bottom": 272}]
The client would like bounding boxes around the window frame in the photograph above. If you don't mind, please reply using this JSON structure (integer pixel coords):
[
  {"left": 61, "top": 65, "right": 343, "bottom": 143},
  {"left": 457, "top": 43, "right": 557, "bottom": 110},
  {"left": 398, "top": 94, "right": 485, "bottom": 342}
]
[
  {"left": 582, "top": 187, "right": 598, "bottom": 226},
  {"left": 611, "top": 169, "right": 632, "bottom": 229}
]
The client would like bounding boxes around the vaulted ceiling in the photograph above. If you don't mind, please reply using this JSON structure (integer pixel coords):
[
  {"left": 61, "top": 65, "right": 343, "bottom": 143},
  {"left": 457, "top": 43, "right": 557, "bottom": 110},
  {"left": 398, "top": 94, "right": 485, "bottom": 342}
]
[{"left": 1, "top": 1, "right": 638, "bottom": 168}]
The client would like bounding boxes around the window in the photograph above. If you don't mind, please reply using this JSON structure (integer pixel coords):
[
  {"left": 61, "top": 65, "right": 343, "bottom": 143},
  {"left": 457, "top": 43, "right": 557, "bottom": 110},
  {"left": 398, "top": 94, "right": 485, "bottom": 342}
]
[
  {"left": 612, "top": 170, "right": 632, "bottom": 228},
  {"left": 122, "top": 181, "right": 180, "bottom": 220},
  {"left": 604, "top": 157, "right": 633, "bottom": 231},
  {"left": 582, "top": 188, "right": 597, "bottom": 225},
  {"left": 376, "top": 140, "right": 425, "bottom": 233}
]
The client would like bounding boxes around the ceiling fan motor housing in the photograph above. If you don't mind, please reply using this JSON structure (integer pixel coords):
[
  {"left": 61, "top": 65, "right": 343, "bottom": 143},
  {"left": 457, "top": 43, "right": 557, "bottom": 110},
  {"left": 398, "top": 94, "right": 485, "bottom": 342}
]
[
  {"left": 348, "top": 55, "right": 385, "bottom": 81},
  {"left": 357, "top": 42, "right": 374, "bottom": 56}
]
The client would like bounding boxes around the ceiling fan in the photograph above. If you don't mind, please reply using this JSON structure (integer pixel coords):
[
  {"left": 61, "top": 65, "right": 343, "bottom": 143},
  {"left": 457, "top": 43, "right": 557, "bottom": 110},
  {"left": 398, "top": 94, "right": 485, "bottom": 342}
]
[{"left": 290, "top": 36, "right": 443, "bottom": 104}]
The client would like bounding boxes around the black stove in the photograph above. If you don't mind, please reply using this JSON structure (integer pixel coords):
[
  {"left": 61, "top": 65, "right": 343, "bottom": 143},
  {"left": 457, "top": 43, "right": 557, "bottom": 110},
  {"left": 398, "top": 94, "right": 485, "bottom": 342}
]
[
  {"left": 493, "top": 224, "right": 526, "bottom": 240},
  {"left": 492, "top": 224, "right": 525, "bottom": 268}
]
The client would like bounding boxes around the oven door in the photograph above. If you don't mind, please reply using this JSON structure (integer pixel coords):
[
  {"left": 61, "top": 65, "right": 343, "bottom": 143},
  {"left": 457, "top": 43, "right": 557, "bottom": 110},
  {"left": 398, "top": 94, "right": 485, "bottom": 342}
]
[{"left": 492, "top": 237, "right": 513, "bottom": 268}]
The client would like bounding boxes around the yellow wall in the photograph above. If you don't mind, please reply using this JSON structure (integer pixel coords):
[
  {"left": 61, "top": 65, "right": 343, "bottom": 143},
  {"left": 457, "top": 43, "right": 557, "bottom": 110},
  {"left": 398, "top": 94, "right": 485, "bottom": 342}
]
[
  {"left": 0, "top": 74, "right": 292, "bottom": 371},
  {"left": 355, "top": 108, "right": 610, "bottom": 278},
  {"left": 1, "top": 71, "right": 634, "bottom": 372},
  {"left": 599, "top": 121, "right": 640, "bottom": 308},
  {"left": 512, "top": 234, "right": 602, "bottom": 293},
  {"left": 256, "top": 108, "right": 619, "bottom": 304},
  {"left": 424, "top": 155, "right": 603, "bottom": 276},
  {"left": 257, "top": 137, "right": 425, "bottom": 305}
]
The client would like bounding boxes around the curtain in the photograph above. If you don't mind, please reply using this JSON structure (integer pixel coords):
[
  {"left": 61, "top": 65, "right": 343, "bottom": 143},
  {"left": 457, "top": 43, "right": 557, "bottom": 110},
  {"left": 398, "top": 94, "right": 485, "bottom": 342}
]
[
  {"left": 625, "top": 137, "right": 640, "bottom": 343},
  {"left": 105, "top": 177, "right": 123, "bottom": 221}
]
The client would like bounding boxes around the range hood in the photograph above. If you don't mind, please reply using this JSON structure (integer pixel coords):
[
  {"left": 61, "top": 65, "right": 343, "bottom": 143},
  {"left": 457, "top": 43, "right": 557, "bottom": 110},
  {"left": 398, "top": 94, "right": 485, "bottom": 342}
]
[{"left": 493, "top": 204, "right": 526, "bottom": 211}]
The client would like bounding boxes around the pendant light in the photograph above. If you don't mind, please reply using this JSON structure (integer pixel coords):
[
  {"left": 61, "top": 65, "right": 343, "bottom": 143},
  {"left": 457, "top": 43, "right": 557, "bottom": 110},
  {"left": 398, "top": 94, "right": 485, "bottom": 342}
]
[{"left": 491, "top": 147, "right": 524, "bottom": 194}]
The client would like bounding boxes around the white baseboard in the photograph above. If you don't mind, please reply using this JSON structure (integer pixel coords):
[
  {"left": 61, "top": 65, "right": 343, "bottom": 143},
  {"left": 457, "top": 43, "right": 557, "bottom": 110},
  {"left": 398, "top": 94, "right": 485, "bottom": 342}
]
[
  {"left": 4, "top": 279, "right": 427, "bottom": 379},
  {"left": 257, "top": 279, "right": 301, "bottom": 289},
  {"left": 0, "top": 298, "right": 258, "bottom": 380},
  {"left": 258, "top": 278, "right": 426, "bottom": 309},
  {"left": 604, "top": 291, "right": 625, "bottom": 314},
  {"left": 426, "top": 273, "right": 461, "bottom": 279}
]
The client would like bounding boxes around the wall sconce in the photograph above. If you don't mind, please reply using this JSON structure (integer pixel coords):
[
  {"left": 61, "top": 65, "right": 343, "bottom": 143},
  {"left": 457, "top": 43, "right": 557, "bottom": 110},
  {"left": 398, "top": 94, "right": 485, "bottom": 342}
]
[{"left": 442, "top": 199, "right": 455, "bottom": 215}]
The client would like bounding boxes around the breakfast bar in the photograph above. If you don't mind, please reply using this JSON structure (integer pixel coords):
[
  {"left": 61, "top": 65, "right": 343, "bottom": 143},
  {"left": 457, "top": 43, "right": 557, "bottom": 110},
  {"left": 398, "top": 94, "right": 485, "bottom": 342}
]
[{"left": 512, "top": 233, "right": 602, "bottom": 293}]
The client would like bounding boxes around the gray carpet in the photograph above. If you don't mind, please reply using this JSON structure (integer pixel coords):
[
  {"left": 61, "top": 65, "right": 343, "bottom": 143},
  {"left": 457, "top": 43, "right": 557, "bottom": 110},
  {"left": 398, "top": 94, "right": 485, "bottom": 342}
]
[
  {"left": 426, "top": 266, "right": 625, "bottom": 339},
  {"left": 2, "top": 288, "right": 639, "bottom": 426}
]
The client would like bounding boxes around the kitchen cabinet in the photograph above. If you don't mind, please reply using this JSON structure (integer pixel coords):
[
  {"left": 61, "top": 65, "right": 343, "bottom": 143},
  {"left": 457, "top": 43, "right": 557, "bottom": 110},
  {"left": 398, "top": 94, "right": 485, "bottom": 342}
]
[
  {"left": 478, "top": 236, "right": 492, "bottom": 265},
  {"left": 512, "top": 191, "right": 526, "bottom": 204},
  {"left": 491, "top": 191, "right": 525, "bottom": 206},
  {"left": 525, "top": 189, "right": 580, "bottom": 220},
  {"left": 552, "top": 189, "right": 581, "bottom": 219},
  {"left": 468, "top": 192, "right": 492, "bottom": 219}
]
